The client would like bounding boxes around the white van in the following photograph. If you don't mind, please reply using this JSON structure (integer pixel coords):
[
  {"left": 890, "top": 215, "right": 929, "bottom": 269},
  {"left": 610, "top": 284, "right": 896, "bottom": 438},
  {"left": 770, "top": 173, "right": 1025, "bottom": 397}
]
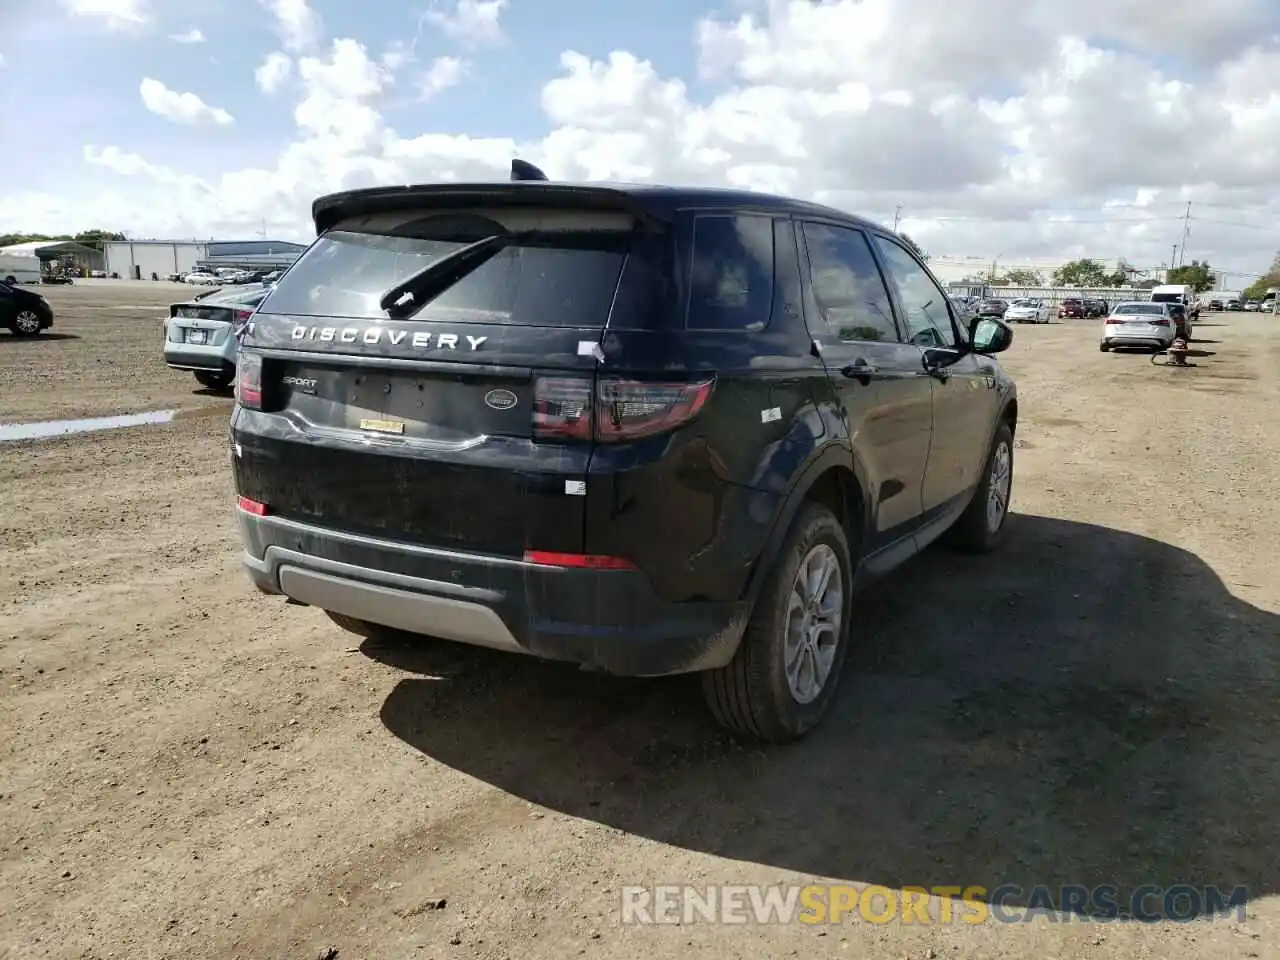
[
  {"left": 1149, "top": 284, "right": 1199, "bottom": 321},
  {"left": 0, "top": 254, "right": 43, "bottom": 285}
]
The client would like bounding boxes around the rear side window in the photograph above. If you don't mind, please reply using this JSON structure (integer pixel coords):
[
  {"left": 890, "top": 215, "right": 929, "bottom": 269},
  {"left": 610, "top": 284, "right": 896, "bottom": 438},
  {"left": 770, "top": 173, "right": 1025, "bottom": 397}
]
[
  {"left": 256, "top": 209, "right": 630, "bottom": 326},
  {"left": 800, "top": 222, "right": 898, "bottom": 343},
  {"left": 686, "top": 214, "right": 775, "bottom": 331}
]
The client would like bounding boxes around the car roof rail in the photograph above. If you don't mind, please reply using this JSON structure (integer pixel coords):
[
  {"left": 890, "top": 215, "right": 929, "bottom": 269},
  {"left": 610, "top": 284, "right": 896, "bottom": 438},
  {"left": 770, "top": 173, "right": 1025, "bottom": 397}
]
[{"left": 510, "top": 158, "right": 549, "bottom": 182}]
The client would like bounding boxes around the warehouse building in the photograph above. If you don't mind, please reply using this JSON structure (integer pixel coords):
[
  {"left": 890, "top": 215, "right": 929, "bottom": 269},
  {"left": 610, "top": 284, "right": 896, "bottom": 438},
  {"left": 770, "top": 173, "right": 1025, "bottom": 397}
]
[
  {"left": 104, "top": 240, "right": 208, "bottom": 280},
  {"left": 103, "top": 238, "right": 309, "bottom": 279},
  {"left": 198, "top": 239, "right": 307, "bottom": 272}
]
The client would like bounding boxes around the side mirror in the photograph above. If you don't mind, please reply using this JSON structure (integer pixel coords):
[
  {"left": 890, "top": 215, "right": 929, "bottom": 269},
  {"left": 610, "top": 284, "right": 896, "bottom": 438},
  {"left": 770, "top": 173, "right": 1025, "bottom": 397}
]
[{"left": 970, "top": 316, "right": 1013, "bottom": 354}]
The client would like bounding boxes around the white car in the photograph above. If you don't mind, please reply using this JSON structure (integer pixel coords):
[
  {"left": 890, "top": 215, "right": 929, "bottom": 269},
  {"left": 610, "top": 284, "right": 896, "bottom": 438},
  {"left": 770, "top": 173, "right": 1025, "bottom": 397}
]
[
  {"left": 1004, "top": 298, "right": 1049, "bottom": 323},
  {"left": 1099, "top": 301, "right": 1180, "bottom": 351},
  {"left": 184, "top": 272, "right": 221, "bottom": 285}
]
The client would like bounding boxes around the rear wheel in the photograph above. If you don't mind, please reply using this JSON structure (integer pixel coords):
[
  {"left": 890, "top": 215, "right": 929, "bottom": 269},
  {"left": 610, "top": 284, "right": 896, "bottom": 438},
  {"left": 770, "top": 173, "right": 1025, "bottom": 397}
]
[
  {"left": 10, "top": 310, "right": 43, "bottom": 336},
  {"left": 701, "top": 501, "right": 853, "bottom": 743},
  {"left": 1099, "top": 341, "right": 1110, "bottom": 351},
  {"left": 944, "top": 421, "right": 1014, "bottom": 554},
  {"left": 194, "top": 370, "right": 233, "bottom": 391}
]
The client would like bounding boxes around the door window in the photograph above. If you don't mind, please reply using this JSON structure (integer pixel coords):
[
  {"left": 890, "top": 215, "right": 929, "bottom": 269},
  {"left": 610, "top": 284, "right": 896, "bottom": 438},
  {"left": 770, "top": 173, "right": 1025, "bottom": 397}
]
[
  {"left": 687, "top": 214, "right": 776, "bottom": 331},
  {"left": 871, "top": 235, "right": 959, "bottom": 349},
  {"left": 799, "top": 222, "right": 899, "bottom": 343}
]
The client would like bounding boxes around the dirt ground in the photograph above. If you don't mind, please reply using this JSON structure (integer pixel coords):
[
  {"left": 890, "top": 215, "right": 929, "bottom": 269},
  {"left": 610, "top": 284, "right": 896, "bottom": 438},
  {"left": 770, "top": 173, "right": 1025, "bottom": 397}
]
[{"left": 2, "top": 285, "right": 1278, "bottom": 960}]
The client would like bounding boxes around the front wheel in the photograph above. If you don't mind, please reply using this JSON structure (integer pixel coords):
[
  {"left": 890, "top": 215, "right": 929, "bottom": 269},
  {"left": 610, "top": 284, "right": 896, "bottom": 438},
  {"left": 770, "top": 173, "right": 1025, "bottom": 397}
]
[
  {"left": 702, "top": 501, "right": 853, "bottom": 743},
  {"left": 10, "top": 310, "right": 43, "bottom": 336},
  {"left": 944, "top": 421, "right": 1014, "bottom": 554}
]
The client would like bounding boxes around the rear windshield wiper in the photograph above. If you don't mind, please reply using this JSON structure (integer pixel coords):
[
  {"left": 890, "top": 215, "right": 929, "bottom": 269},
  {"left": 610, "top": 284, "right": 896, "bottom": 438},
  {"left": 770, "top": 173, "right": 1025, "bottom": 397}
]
[{"left": 378, "top": 230, "right": 535, "bottom": 317}]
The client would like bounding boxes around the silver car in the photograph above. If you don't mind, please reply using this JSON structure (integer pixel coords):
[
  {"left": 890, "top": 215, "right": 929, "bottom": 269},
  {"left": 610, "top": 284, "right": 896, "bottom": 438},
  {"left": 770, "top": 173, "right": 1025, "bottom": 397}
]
[
  {"left": 1099, "top": 301, "right": 1178, "bottom": 352},
  {"left": 162, "top": 283, "right": 270, "bottom": 390}
]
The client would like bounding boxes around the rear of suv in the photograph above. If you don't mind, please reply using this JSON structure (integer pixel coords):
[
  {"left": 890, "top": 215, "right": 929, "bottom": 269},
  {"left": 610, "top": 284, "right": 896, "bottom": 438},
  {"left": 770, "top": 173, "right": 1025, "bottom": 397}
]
[{"left": 230, "top": 162, "right": 1018, "bottom": 743}]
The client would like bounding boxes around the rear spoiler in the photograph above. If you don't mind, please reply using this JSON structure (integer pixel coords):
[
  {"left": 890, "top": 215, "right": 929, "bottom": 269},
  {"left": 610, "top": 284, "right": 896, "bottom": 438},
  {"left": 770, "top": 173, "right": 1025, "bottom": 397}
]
[{"left": 312, "top": 158, "right": 665, "bottom": 235}]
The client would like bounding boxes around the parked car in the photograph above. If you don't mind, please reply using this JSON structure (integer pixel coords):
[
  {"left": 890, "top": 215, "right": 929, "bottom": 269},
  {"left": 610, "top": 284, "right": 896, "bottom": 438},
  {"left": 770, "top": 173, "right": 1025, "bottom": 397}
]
[
  {"left": 1208, "top": 298, "right": 1223, "bottom": 311},
  {"left": 1226, "top": 299, "right": 1241, "bottom": 310},
  {"left": 1058, "top": 298, "right": 1086, "bottom": 319},
  {"left": 183, "top": 272, "right": 221, "bottom": 286},
  {"left": 1082, "top": 298, "right": 1108, "bottom": 318},
  {"left": 0, "top": 278, "right": 54, "bottom": 336},
  {"left": 1244, "top": 300, "right": 1260, "bottom": 312},
  {"left": 229, "top": 163, "right": 1020, "bottom": 743},
  {"left": 977, "top": 298, "right": 1009, "bottom": 317},
  {"left": 1099, "top": 301, "right": 1179, "bottom": 352},
  {"left": 1004, "top": 298, "right": 1049, "bottom": 323},
  {"left": 163, "top": 283, "right": 270, "bottom": 390}
]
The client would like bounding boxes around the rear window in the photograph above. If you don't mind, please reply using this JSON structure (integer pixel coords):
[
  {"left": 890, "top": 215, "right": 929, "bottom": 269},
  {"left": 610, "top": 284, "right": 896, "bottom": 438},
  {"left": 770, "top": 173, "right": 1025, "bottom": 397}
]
[
  {"left": 687, "top": 214, "right": 775, "bottom": 331},
  {"left": 1113, "top": 303, "right": 1165, "bottom": 315},
  {"left": 256, "top": 208, "right": 632, "bottom": 326},
  {"left": 1150, "top": 292, "right": 1183, "bottom": 303}
]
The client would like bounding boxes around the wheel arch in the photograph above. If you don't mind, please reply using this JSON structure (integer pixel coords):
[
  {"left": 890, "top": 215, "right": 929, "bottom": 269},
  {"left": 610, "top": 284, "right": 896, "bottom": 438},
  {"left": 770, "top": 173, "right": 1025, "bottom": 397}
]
[{"left": 740, "top": 442, "right": 870, "bottom": 611}]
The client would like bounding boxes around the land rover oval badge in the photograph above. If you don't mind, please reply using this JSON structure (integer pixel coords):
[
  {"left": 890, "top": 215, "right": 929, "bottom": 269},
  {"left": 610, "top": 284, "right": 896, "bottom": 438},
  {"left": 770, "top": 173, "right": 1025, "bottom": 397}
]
[{"left": 484, "top": 388, "right": 518, "bottom": 411}]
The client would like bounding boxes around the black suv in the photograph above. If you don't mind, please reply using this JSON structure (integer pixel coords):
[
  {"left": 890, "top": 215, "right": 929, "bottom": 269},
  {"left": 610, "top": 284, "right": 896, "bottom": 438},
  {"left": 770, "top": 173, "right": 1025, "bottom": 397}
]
[
  {"left": 0, "top": 280, "right": 54, "bottom": 336},
  {"left": 230, "top": 163, "right": 1018, "bottom": 743}
]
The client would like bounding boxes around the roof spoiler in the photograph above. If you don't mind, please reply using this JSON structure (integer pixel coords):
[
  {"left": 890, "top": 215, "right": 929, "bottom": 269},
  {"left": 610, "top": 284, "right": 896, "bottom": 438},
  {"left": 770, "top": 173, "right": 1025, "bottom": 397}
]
[{"left": 510, "top": 158, "right": 549, "bottom": 182}]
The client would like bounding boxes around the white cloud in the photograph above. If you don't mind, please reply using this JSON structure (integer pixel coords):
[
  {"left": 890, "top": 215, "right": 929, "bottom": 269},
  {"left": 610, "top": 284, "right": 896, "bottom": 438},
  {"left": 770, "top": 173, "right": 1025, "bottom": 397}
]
[
  {"left": 169, "top": 28, "right": 205, "bottom": 44},
  {"left": 259, "top": 0, "right": 321, "bottom": 53},
  {"left": 425, "top": 0, "right": 508, "bottom": 47},
  {"left": 60, "top": 0, "right": 146, "bottom": 28},
  {"left": 255, "top": 52, "right": 293, "bottom": 94},
  {"left": 139, "top": 78, "right": 234, "bottom": 126},
  {"left": 7, "top": 0, "right": 1280, "bottom": 277},
  {"left": 420, "top": 56, "right": 467, "bottom": 99}
]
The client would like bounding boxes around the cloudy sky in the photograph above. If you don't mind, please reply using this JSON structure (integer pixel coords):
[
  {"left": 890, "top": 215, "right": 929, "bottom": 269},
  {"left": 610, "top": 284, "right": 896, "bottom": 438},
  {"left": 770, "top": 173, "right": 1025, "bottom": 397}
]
[{"left": 1, "top": 0, "right": 1279, "bottom": 281}]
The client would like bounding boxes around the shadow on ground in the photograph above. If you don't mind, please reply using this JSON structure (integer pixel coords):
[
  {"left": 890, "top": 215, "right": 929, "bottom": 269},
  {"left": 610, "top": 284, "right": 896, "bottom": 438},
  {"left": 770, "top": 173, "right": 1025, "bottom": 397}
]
[
  {"left": 0, "top": 333, "right": 80, "bottom": 343},
  {"left": 369, "top": 514, "right": 1278, "bottom": 919}
]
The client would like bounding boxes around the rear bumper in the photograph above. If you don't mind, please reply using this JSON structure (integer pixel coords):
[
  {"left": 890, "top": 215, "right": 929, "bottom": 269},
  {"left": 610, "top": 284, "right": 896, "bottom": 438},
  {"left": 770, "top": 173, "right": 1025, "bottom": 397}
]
[
  {"left": 163, "top": 344, "right": 235, "bottom": 374},
  {"left": 236, "top": 509, "right": 748, "bottom": 677},
  {"left": 1102, "top": 333, "right": 1171, "bottom": 348}
]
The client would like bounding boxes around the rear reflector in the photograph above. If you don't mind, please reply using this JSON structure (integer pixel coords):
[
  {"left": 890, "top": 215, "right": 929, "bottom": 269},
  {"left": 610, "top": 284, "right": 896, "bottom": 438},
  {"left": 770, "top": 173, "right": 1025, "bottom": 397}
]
[
  {"left": 237, "top": 496, "right": 269, "bottom": 516},
  {"left": 523, "top": 550, "right": 636, "bottom": 570}
]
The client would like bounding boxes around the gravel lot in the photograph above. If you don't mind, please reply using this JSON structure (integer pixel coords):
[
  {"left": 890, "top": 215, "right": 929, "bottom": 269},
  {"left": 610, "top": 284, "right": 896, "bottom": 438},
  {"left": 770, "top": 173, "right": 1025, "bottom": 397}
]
[{"left": 2, "top": 284, "right": 1278, "bottom": 959}]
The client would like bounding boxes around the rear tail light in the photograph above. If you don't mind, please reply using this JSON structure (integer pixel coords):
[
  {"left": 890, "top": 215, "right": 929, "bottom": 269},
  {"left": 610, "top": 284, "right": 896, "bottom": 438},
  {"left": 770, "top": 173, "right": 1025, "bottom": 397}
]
[
  {"left": 1104, "top": 317, "right": 1125, "bottom": 324},
  {"left": 236, "top": 352, "right": 263, "bottom": 409},
  {"left": 1151, "top": 317, "right": 1170, "bottom": 326},
  {"left": 236, "top": 496, "right": 269, "bottom": 516},
  {"left": 532, "top": 376, "right": 714, "bottom": 442}
]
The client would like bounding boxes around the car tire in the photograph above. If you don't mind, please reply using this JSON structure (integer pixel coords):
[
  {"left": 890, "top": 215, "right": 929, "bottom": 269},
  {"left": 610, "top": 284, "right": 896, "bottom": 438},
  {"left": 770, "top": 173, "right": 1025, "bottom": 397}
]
[
  {"left": 1099, "top": 341, "right": 1110, "bottom": 351},
  {"left": 10, "top": 310, "right": 44, "bottom": 336},
  {"left": 701, "top": 501, "right": 853, "bottom": 744},
  {"left": 194, "top": 370, "right": 234, "bottom": 391},
  {"left": 944, "top": 420, "right": 1014, "bottom": 555}
]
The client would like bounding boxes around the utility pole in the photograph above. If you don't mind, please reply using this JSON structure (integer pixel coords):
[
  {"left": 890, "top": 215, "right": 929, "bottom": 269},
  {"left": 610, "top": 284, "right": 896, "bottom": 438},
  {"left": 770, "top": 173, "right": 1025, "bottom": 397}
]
[
  {"left": 1171, "top": 245, "right": 1177, "bottom": 279},
  {"left": 1178, "top": 201, "right": 1191, "bottom": 267},
  {"left": 893, "top": 204, "right": 903, "bottom": 231}
]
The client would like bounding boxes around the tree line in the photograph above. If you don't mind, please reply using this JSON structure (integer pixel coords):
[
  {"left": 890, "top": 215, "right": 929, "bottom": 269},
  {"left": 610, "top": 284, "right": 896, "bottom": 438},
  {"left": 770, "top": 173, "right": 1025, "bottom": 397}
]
[{"left": 0, "top": 230, "right": 126, "bottom": 251}]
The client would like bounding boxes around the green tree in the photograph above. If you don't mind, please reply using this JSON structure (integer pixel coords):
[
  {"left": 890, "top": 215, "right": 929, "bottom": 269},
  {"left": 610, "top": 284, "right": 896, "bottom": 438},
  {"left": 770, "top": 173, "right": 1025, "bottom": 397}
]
[
  {"left": 1052, "top": 258, "right": 1109, "bottom": 287},
  {"left": 72, "top": 229, "right": 126, "bottom": 250},
  {"left": 899, "top": 232, "right": 928, "bottom": 262},
  {"left": 1242, "top": 251, "right": 1280, "bottom": 300},
  {"left": 997, "top": 267, "right": 1043, "bottom": 286},
  {"left": 1166, "top": 259, "right": 1216, "bottom": 293}
]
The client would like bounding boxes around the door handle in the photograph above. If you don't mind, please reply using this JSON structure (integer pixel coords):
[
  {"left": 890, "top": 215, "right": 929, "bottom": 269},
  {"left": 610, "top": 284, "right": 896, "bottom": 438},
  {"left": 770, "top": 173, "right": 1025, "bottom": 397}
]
[{"left": 840, "top": 359, "right": 878, "bottom": 385}]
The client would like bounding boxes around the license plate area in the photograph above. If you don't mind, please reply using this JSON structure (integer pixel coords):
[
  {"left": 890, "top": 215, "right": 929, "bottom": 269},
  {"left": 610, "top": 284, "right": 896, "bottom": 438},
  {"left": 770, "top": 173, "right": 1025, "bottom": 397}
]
[{"left": 187, "top": 328, "right": 207, "bottom": 344}]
